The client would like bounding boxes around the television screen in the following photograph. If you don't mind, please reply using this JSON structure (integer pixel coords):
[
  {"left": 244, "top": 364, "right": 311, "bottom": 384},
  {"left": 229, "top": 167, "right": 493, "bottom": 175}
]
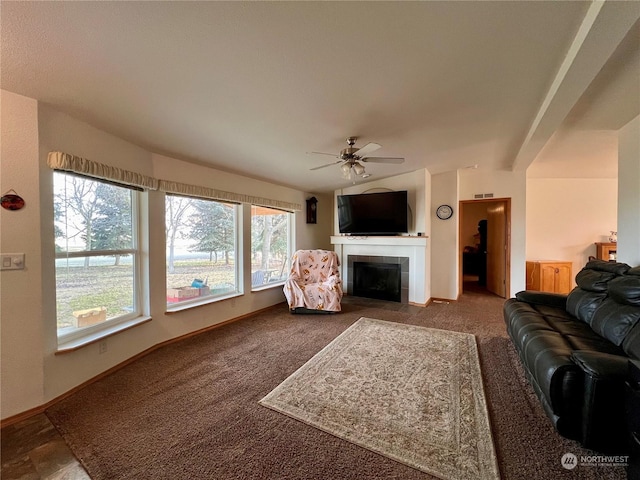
[{"left": 337, "top": 191, "right": 408, "bottom": 235}]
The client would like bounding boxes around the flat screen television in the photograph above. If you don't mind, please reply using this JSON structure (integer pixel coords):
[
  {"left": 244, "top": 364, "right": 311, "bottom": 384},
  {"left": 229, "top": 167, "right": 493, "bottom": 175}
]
[{"left": 337, "top": 190, "right": 408, "bottom": 235}]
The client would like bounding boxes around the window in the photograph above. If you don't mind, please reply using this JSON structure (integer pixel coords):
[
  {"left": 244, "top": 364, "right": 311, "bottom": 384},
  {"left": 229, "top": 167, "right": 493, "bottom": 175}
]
[
  {"left": 165, "top": 195, "right": 238, "bottom": 305},
  {"left": 251, "top": 206, "right": 293, "bottom": 288},
  {"left": 54, "top": 172, "right": 141, "bottom": 340}
]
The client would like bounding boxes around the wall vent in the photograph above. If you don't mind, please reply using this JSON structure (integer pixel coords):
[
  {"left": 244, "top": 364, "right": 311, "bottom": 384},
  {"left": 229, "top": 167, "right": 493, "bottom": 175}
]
[
  {"left": 484, "top": 193, "right": 494, "bottom": 198},
  {"left": 474, "top": 194, "right": 484, "bottom": 199}
]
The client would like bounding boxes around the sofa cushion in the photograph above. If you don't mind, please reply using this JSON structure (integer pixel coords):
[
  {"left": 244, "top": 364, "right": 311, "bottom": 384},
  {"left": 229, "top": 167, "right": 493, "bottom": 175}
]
[
  {"left": 566, "top": 289, "right": 607, "bottom": 325},
  {"left": 623, "top": 322, "right": 640, "bottom": 359},
  {"left": 590, "top": 298, "right": 640, "bottom": 346},
  {"left": 585, "top": 259, "right": 630, "bottom": 275},
  {"left": 608, "top": 275, "right": 640, "bottom": 306},
  {"left": 565, "top": 334, "right": 625, "bottom": 355},
  {"left": 574, "top": 269, "right": 616, "bottom": 292},
  {"left": 547, "top": 317, "right": 603, "bottom": 338},
  {"left": 515, "top": 290, "right": 567, "bottom": 309}
]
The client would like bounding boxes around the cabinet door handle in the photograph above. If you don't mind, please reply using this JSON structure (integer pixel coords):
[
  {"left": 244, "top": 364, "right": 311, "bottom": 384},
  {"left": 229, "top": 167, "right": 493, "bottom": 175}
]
[{"left": 555, "top": 268, "right": 559, "bottom": 273}]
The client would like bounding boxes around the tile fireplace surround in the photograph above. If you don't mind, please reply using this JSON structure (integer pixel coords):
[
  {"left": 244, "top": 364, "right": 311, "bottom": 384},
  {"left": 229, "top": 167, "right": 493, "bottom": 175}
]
[{"left": 330, "top": 235, "right": 429, "bottom": 306}]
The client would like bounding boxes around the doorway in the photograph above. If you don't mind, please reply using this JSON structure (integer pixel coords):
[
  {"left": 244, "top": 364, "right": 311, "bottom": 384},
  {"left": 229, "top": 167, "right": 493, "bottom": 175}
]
[{"left": 459, "top": 198, "right": 511, "bottom": 298}]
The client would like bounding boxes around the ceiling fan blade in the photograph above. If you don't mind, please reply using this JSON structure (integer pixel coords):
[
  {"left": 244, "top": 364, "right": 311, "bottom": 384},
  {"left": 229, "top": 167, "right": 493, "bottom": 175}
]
[
  {"left": 361, "top": 157, "right": 405, "bottom": 164},
  {"left": 353, "top": 142, "right": 381, "bottom": 157},
  {"left": 307, "top": 151, "right": 338, "bottom": 157},
  {"left": 310, "top": 160, "right": 342, "bottom": 171}
]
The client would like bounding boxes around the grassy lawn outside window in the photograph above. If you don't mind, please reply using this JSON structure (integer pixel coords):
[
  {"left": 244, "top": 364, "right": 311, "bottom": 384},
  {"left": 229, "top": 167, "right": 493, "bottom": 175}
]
[
  {"left": 54, "top": 172, "right": 141, "bottom": 341},
  {"left": 165, "top": 194, "right": 239, "bottom": 306}
]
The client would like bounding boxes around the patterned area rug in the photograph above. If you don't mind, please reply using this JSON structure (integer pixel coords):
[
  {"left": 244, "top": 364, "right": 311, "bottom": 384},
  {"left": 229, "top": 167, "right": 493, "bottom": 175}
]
[{"left": 260, "top": 317, "right": 500, "bottom": 480}]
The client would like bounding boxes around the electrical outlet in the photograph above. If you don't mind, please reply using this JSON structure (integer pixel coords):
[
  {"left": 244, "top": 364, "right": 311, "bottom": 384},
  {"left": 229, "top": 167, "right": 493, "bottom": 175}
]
[{"left": 98, "top": 340, "right": 107, "bottom": 354}]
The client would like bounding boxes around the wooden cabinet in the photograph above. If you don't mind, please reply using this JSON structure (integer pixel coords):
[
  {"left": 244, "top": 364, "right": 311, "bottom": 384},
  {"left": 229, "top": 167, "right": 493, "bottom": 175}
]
[
  {"left": 526, "top": 261, "right": 573, "bottom": 294},
  {"left": 595, "top": 242, "right": 617, "bottom": 261}
]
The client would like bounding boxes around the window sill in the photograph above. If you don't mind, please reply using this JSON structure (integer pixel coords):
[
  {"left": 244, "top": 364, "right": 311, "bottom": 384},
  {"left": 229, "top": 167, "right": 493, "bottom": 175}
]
[
  {"left": 251, "top": 281, "right": 285, "bottom": 293},
  {"left": 165, "top": 292, "right": 243, "bottom": 314},
  {"left": 56, "top": 316, "right": 152, "bottom": 354}
]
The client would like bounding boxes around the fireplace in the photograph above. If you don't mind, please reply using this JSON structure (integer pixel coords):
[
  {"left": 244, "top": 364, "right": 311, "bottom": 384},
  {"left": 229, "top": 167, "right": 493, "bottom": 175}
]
[
  {"left": 347, "top": 255, "right": 409, "bottom": 303},
  {"left": 353, "top": 262, "right": 402, "bottom": 302},
  {"left": 331, "top": 236, "right": 428, "bottom": 305}
]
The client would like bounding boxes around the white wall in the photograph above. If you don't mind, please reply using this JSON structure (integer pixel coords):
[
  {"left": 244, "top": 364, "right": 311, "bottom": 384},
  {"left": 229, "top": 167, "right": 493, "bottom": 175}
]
[
  {"left": 1, "top": 91, "right": 45, "bottom": 415},
  {"left": 618, "top": 115, "right": 640, "bottom": 266},
  {"left": 1, "top": 91, "right": 331, "bottom": 420},
  {"left": 458, "top": 169, "right": 527, "bottom": 296},
  {"left": 430, "top": 171, "right": 459, "bottom": 300},
  {"left": 527, "top": 178, "right": 617, "bottom": 283}
]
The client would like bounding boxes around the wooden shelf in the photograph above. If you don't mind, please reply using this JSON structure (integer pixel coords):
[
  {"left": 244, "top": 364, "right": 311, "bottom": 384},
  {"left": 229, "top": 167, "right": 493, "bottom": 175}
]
[{"left": 595, "top": 242, "right": 617, "bottom": 261}]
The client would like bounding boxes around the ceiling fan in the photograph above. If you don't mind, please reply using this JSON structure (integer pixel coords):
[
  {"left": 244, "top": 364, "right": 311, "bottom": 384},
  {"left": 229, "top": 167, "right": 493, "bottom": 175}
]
[{"left": 308, "top": 137, "right": 404, "bottom": 181}]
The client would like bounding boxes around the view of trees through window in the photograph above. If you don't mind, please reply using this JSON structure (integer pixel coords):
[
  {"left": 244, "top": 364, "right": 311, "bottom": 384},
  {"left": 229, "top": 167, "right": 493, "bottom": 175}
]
[
  {"left": 251, "top": 206, "right": 291, "bottom": 288},
  {"left": 54, "top": 172, "right": 138, "bottom": 335},
  {"left": 54, "top": 176, "right": 293, "bottom": 335},
  {"left": 165, "top": 195, "right": 238, "bottom": 304}
]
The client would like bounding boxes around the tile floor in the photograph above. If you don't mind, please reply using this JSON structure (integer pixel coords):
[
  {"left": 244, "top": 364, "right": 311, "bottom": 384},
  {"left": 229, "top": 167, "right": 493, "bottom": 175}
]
[{"left": 1, "top": 414, "right": 90, "bottom": 480}]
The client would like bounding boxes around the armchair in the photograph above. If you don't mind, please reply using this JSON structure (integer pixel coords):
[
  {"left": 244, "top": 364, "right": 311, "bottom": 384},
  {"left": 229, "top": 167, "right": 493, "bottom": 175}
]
[{"left": 283, "top": 249, "right": 343, "bottom": 313}]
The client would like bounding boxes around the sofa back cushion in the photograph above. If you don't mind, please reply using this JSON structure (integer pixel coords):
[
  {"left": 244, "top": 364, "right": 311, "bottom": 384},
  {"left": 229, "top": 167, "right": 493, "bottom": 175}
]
[
  {"left": 584, "top": 259, "right": 630, "bottom": 275},
  {"left": 623, "top": 321, "right": 640, "bottom": 360},
  {"left": 609, "top": 271, "right": 640, "bottom": 306},
  {"left": 566, "top": 289, "right": 607, "bottom": 325},
  {"left": 565, "top": 261, "right": 632, "bottom": 325},
  {"left": 574, "top": 269, "right": 617, "bottom": 292},
  {"left": 590, "top": 298, "right": 640, "bottom": 346}
]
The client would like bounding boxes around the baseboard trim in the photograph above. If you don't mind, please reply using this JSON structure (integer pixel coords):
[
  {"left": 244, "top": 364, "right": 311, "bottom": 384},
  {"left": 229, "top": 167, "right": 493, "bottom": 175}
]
[
  {"left": 409, "top": 300, "right": 430, "bottom": 307},
  {"left": 0, "top": 303, "right": 284, "bottom": 429},
  {"left": 430, "top": 297, "right": 457, "bottom": 304}
]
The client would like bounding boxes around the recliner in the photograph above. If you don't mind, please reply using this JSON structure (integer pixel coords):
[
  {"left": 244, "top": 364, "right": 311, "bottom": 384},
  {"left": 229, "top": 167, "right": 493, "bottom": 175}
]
[{"left": 283, "top": 249, "right": 343, "bottom": 313}]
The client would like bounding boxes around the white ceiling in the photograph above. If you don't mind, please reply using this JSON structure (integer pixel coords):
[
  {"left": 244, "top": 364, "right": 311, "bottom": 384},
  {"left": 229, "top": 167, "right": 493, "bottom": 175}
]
[{"left": 2, "top": 1, "right": 638, "bottom": 192}]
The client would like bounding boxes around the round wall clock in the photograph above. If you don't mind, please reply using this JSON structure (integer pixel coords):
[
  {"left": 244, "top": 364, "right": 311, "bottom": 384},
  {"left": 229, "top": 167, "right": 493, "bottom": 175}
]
[{"left": 436, "top": 204, "right": 453, "bottom": 220}]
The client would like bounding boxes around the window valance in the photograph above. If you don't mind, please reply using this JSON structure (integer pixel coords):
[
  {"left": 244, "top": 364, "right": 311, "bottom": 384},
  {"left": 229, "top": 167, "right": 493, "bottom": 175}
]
[
  {"left": 47, "top": 151, "right": 302, "bottom": 211},
  {"left": 158, "top": 180, "right": 301, "bottom": 212},
  {"left": 47, "top": 152, "right": 159, "bottom": 190}
]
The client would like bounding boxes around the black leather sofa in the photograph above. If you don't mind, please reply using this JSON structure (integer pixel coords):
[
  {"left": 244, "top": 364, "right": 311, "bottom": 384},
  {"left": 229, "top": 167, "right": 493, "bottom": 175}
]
[{"left": 504, "top": 260, "right": 640, "bottom": 452}]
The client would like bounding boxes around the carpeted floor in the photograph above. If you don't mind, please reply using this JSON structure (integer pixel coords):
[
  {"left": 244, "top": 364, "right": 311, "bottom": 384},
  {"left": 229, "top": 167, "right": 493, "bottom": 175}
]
[
  {"left": 260, "top": 318, "right": 500, "bottom": 480},
  {"left": 46, "top": 292, "right": 627, "bottom": 480}
]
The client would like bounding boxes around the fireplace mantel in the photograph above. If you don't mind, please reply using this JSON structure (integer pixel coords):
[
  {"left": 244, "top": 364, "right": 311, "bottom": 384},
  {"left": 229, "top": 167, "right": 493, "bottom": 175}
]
[
  {"left": 330, "top": 235, "right": 428, "bottom": 247},
  {"left": 330, "top": 235, "right": 429, "bottom": 306}
]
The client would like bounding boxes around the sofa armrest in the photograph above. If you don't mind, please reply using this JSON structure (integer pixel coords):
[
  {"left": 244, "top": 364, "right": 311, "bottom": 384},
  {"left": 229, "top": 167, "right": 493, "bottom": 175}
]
[
  {"left": 571, "top": 351, "right": 629, "bottom": 379},
  {"left": 515, "top": 290, "right": 568, "bottom": 310},
  {"left": 571, "top": 350, "right": 630, "bottom": 451}
]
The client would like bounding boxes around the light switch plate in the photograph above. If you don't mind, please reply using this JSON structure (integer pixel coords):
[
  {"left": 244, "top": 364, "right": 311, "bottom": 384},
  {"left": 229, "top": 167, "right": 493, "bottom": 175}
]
[{"left": 1, "top": 253, "right": 25, "bottom": 270}]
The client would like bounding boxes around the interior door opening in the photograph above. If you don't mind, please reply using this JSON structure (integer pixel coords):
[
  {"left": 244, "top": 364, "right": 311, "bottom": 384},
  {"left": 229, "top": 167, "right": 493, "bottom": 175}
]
[{"left": 459, "top": 199, "right": 511, "bottom": 298}]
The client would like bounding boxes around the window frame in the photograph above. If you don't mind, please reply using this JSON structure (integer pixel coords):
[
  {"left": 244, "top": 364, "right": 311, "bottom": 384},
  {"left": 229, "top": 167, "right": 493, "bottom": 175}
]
[
  {"left": 250, "top": 206, "right": 294, "bottom": 291},
  {"left": 54, "top": 172, "right": 143, "bottom": 344},
  {"left": 164, "top": 193, "right": 241, "bottom": 308}
]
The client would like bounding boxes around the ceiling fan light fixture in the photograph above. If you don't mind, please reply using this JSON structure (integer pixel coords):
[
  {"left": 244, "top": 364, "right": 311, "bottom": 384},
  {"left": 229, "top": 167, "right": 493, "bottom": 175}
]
[
  {"left": 341, "top": 163, "right": 352, "bottom": 175},
  {"left": 353, "top": 162, "right": 365, "bottom": 175}
]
